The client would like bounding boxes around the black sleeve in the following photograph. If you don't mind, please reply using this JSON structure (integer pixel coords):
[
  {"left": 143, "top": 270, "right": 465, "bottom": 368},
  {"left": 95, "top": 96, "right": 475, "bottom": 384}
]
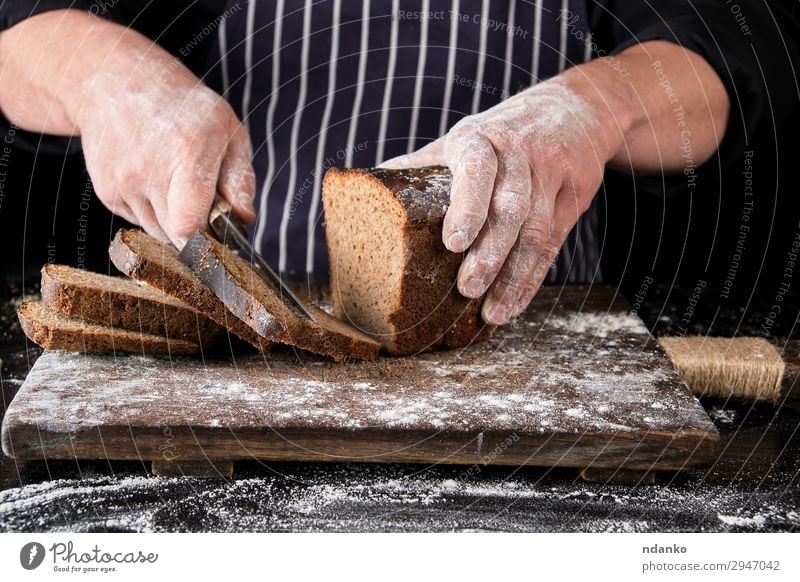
[
  {"left": 0, "top": 0, "right": 96, "bottom": 30},
  {"left": 588, "top": 0, "right": 800, "bottom": 177},
  {"left": 0, "top": 0, "right": 225, "bottom": 155}
]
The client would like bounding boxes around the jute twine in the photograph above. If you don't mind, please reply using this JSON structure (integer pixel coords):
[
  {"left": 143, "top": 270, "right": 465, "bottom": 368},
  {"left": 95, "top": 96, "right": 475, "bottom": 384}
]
[{"left": 658, "top": 336, "right": 785, "bottom": 403}]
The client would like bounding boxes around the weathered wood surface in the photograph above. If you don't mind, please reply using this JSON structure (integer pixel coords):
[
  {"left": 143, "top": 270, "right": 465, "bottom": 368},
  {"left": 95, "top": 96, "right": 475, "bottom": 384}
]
[{"left": 1, "top": 286, "right": 719, "bottom": 472}]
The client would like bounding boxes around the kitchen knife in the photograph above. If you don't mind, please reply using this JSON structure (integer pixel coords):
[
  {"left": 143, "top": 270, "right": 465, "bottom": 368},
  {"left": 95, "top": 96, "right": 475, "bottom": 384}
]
[{"left": 208, "top": 195, "right": 316, "bottom": 321}]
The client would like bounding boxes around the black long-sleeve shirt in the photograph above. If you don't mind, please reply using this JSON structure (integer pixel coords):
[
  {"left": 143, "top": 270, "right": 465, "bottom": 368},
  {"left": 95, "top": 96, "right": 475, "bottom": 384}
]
[
  {"left": 2, "top": 0, "right": 798, "bottom": 168},
  {"left": 1, "top": 1, "right": 799, "bottom": 298}
]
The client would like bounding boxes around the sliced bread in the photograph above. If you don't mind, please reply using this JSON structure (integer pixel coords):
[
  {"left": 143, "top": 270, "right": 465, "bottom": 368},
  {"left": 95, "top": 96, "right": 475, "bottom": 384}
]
[
  {"left": 322, "top": 166, "right": 493, "bottom": 356},
  {"left": 108, "top": 229, "right": 271, "bottom": 352},
  {"left": 41, "top": 263, "right": 221, "bottom": 344},
  {"left": 179, "top": 231, "right": 381, "bottom": 362},
  {"left": 18, "top": 300, "right": 199, "bottom": 355}
]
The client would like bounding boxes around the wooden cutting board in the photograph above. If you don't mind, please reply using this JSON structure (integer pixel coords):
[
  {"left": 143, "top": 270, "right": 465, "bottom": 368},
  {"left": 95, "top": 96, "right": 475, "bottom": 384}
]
[{"left": 1, "top": 286, "right": 719, "bottom": 483}]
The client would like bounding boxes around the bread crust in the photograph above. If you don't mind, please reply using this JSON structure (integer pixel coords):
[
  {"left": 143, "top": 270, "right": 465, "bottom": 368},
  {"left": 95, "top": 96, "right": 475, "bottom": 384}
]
[
  {"left": 323, "top": 166, "right": 493, "bottom": 356},
  {"left": 109, "top": 229, "right": 271, "bottom": 352},
  {"left": 40, "top": 263, "right": 221, "bottom": 344},
  {"left": 17, "top": 300, "right": 199, "bottom": 355},
  {"left": 180, "top": 232, "right": 381, "bottom": 362}
]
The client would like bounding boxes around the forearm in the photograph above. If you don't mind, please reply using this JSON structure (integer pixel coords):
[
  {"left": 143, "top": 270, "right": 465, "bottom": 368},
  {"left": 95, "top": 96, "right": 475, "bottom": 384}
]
[
  {"left": 0, "top": 9, "right": 161, "bottom": 136},
  {"left": 563, "top": 40, "right": 730, "bottom": 174}
]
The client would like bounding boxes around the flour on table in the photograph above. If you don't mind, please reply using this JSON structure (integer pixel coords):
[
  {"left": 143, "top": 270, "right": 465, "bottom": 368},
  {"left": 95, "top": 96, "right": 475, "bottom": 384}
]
[{"left": 1, "top": 461, "right": 797, "bottom": 533}]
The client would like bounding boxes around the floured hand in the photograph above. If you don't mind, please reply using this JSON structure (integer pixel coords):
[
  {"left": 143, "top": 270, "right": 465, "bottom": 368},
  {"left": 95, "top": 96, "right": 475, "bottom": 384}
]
[
  {"left": 75, "top": 41, "right": 255, "bottom": 247},
  {"left": 381, "top": 75, "right": 627, "bottom": 325}
]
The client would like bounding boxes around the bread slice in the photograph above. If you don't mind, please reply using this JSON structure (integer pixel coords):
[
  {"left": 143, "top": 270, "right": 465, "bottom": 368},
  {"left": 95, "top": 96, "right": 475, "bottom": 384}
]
[
  {"left": 108, "top": 229, "right": 270, "bottom": 352},
  {"left": 41, "top": 263, "right": 221, "bottom": 344},
  {"left": 179, "top": 231, "right": 381, "bottom": 362},
  {"left": 18, "top": 300, "right": 199, "bottom": 355},
  {"left": 322, "top": 166, "right": 493, "bottom": 356}
]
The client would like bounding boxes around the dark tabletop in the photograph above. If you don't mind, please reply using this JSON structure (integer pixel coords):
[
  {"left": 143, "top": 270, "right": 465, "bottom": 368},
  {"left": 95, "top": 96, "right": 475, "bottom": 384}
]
[{"left": 1, "top": 276, "right": 798, "bottom": 533}]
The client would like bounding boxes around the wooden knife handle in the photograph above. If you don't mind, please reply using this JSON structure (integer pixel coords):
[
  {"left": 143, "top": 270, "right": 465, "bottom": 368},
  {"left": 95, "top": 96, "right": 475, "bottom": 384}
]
[{"left": 208, "top": 195, "right": 243, "bottom": 250}]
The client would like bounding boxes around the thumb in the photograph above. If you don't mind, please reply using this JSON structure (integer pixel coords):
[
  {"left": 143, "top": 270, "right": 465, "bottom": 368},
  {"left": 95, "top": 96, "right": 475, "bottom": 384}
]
[{"left": 377, "top": 137, "right": 446, "bottom": 169}]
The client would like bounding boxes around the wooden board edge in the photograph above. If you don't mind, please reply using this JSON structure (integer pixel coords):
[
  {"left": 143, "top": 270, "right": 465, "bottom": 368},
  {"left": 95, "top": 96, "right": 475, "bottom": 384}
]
[{"left": 1, "top": 423, "right": 721, "bottom": 472}]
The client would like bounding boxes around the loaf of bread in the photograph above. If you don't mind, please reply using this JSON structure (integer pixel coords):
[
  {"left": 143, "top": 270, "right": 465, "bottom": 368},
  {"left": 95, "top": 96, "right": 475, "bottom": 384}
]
[
  {"left": 109, "top": 228, "right": 271, "bottom": 352},
  {"left": 322, "top": 166, "right": 493, "bottom": 356},
  {"left": 18, "top": 300, "right": 199, "bottom": 355},
  {"left": 40, "top": 263, "right": 221, "bottom": 345},
  {"left": 179, "top": 231, "right": 381, "bottom": 362}
]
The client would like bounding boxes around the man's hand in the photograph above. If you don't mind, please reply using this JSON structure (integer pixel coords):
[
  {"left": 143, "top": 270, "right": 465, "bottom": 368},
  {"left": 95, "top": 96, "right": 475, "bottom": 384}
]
[
  {"left": 382, "top": 41, "right": 729, "bottom": 325},
  {"left": 0, "top": 10, "right": 256, "bottom": 247},
  {"left": 382, "top": 76, "right": 623, "bottom": 326},
  {"left": 77, "top": 48, "right": 256, "bottom": 246}
]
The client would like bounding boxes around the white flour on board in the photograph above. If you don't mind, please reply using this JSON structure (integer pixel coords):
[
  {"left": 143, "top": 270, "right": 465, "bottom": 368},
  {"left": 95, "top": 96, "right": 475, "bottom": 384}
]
[
  {"left": 542, "top": 311, "right": 650, "bottom": 338},
  {"left": 7, "top": 306, "right": 709, "bottom": 440},
  {"left": 13, "top": 346, "right": 699, "bottom": 436}
]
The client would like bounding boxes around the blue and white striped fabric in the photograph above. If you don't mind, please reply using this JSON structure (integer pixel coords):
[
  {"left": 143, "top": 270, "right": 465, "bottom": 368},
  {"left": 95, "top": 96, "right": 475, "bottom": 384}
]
[{"left": 204, "top": 0, "right": 601, "bottom": 283}]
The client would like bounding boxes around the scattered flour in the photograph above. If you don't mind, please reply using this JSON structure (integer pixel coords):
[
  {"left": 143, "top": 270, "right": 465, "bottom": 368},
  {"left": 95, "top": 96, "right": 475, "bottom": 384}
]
[
  {"left": 717, "top": 513, "right": 767, "bottom": 529},
  {"left": 543, "top": 312, "right": 650, "bottom": 338},
  {"left": 709, "top": 407, "right": 737, "bottom": 425},
  {"left": 0, "top": 462, "right": 796, "bottom": 533}
]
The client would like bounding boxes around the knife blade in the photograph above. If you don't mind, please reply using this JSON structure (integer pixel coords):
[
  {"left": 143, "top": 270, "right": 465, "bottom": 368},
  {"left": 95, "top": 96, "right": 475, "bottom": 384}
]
[{"left": 208, "top": 195, "right": 316, "bottom": 321}]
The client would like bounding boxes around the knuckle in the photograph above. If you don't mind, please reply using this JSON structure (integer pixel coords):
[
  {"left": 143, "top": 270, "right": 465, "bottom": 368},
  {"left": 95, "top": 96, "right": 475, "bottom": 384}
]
[
  {"left": 116, "top": 164, "right": 145, "bottom": 187},
  {"left": 489, "top": 287, "right": 517, "bottom": 307},
  {"left": 496, "top": 275, "right": 526, "bottom": 300},
  {"left": 519, "top": 220, "right": 551, "bottom": 248},
  {"left": 172, "top": 130, "right": 201, "bottom": 152},
  {"left": 531, "top": 262, "right": 550, "bottom": 284},
  {"left": 221, "top": 164, "right": 255, "bottom": 193},
  {"left": 491, "top": 191, "right": 530, "bottom": 221},
  {"left": 451, "top": 206, "right": 487, "bottom": 234},
  {"left": 208, "top": 97, "right": 230, "bottom": 118},
  {"left": 465, "top": 249, "right": 503, "bottom": 282},
  {"left": 449, "top": 115, "right": 479, "bottom": 136},
  {"left": 534, "top": 244, "right": 560, "bottom": 278},
  {"left": 193, "top": 87, "right": 232, "bottom": 118}
]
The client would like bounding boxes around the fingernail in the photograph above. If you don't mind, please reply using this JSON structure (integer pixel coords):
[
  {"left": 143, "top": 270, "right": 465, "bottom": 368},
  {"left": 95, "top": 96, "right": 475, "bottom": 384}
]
[
  {"left": 446, "top": 230, "right": 468, "bottom": 252},
  {"left": 461, "top": 276, "right": 485, "bottom": 298},
  {"left": 485, "top": 302, "right": 510, "bottom": 324}
]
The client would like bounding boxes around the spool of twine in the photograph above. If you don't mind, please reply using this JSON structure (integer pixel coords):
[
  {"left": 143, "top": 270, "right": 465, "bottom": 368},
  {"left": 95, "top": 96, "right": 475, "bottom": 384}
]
[{"left": 658, "top": 336, "right": 785, "bottom": 403}]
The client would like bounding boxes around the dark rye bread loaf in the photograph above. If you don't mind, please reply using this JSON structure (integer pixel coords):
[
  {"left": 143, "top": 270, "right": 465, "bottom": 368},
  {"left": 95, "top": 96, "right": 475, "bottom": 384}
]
[
  {"left": 41, "top": 263, "right": 221, "bottom": 344},
  {"left": 322, "top": 166, "right": 493, "bottom": 356},
  {"left": 179, "top": 231, "right": 381, "bottom": 362},
  {"left": 109, "top": 229, "right": 270, "bottom": 352},
  {"left": 18, "top": 300, "right": 199, "bottom": 355}
]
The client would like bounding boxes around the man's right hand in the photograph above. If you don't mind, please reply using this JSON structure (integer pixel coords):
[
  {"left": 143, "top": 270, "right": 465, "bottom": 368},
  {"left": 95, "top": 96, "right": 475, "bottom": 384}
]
[{"left": 0, "top": 9, "right": 256, "bottom": 247}]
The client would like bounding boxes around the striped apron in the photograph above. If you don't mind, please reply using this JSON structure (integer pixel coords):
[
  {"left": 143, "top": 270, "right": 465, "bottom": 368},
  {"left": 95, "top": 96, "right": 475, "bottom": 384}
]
[{"left": 203, "top": 0, "right": 600, "bottom": 282}]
